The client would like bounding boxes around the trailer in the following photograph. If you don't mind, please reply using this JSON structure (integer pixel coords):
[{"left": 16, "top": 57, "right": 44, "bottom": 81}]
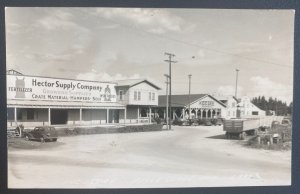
[{"left": 223, "top": 118, "right": 261, "bottom": 140}]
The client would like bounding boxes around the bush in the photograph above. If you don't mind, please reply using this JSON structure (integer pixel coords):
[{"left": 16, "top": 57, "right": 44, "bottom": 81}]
[
  {"left": 56, "top": 124, "right": 164, "bottom": 136},
  {"left": 153, "top": 117, "right": 162, "bottom": 124},
  {"left": 197, "top": 119, "right": 205, "bottom": 125},
  {"left": 173, "top": 119, "right": 183, "bottom": 126},
  {"left": 211, "top": 119, "right": 217, "bottom": 125}
]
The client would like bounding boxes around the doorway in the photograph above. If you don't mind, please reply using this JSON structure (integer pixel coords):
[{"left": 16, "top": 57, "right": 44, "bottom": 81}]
[{"left": 51, "top": 109, "right": 68, "bottom": 125}]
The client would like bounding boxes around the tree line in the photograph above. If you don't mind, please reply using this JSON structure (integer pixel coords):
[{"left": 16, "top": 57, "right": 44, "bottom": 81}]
[{"left": 251, "top": 96, "right": 292, "bottom": 116}]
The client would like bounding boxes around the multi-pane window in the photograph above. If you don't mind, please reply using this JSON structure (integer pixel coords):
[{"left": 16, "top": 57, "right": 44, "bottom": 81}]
[
  {"left": 138, "top": 91, "right": 141, "bottom": 100},
  {"left": 119, "top": 90, "right": 124, "bottom": 100},
  {"left": 232, "top": 102, "right": 235, "bottom": 108},
  {"left": 152, "top": 93, "right": 155, "bottom": 101},
  {"left": 134, "top": 91, "right": 137, "bottom": 100},
  {"left": 149, "top": 92, "right": 151, "bottom": 101},
  {"left": 27, "top": 109, "right": 34, "bottom": 120}
]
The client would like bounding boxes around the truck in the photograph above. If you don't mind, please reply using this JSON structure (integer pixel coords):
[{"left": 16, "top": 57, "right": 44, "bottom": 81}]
[{"left": 223, "top": 118, "right": 261, "bottom": 140}]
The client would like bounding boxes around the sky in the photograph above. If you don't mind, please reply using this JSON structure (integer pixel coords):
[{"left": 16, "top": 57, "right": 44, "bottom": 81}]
[{"left": 5, "top": 7, "right": 294, "bottom": 103}]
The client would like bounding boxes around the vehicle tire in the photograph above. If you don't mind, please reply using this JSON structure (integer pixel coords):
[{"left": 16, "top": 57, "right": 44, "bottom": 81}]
[
  {"left": 241, "top": 132, "right": 246, "bottom": 140},
  {"left": 25, "top": 135, "right": 29, "bottom": 141},
  {"left": 225, "top": 132, "right": 229, "bottom": 139},
  {"left": 40, "top": 137, "right": 45, "bottom": 143},
  {"left": 52, "top": 138, "right": 57, "bottom": 142}
]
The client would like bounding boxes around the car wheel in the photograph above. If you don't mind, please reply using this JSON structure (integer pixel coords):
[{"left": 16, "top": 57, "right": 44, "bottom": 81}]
[
  {"left": 40, "top": 137, "right": 45, "bottom": 143},
  {"left": 52, "top": 138, "right": 57, "bottom": 142},
  {"left": 25, "top": 135, "right": 29, "bottom": 141}
]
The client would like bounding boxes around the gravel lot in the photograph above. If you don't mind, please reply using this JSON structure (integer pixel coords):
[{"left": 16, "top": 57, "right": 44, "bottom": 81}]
[{"left": 8, "top": 125, "right": 291, "bottom": 188}]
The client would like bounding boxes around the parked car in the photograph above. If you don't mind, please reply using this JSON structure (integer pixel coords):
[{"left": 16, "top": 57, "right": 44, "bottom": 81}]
[
  {"left": 281, "top": 119, "right": 292, "bottom": 126},
  {"left": 204, "top": 119, "right": 212, "bottom": 126},
  {"left": 24, "top": 126, "right": 58, "bottom": 142}
]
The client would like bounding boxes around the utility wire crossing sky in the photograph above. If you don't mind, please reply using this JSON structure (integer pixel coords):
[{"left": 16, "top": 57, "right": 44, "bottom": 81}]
[{"left": 5, "top": 8, "right": 294, "bottom": 103}]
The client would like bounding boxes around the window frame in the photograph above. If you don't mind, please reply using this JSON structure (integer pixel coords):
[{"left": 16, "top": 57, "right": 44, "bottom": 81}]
[{"left": 119, "top": 90, "right": 124, "bottom": 100}]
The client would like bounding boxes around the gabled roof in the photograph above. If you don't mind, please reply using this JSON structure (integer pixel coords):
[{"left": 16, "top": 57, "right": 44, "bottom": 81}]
[
  {"left": 213, "top": 95, "right": 239, "bottom": 102},
  {"left": 158, "top": 94, "right": 227, "bottom": 108},
  {"left": 116, "top": 79, "right": 161, "bottom": 90},
  {"left": 6, "top": 69, "right": 23, "bottom": 75}
]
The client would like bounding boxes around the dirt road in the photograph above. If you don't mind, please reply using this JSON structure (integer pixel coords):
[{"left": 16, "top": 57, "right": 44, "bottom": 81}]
[{"left": 8, "top": 125, "right": 291, "bottom": 188}]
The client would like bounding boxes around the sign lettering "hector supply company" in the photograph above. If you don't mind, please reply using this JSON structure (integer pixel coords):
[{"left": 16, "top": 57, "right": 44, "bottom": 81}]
[{"left": 7, "top": 75, "right": 117, "bottom": 103}]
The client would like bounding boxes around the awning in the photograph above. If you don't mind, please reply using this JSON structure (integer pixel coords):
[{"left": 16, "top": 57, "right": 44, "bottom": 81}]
[{"left": 7, "top": 99, "right": 126, "bottom": 109}]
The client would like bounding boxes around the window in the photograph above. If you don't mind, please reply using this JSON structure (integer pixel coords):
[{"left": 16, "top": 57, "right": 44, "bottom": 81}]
[
  {"left": 119, "top": 90, "right": 124, "bottom": 100},
  {"left": 232, "top": 102, "right": 235, "bottom": 108},
  {"left": 152, "top": 93, "right": 155, "bottom": 101},
  {"left": 27, "top": 109, "right": 34, "bottom": 120},
  {"left": 252, "top": 111, "right": 258, "bottom": 115},
  {"left": 134, "top": 91, "right": 137, "bottom": 100},
  {"left": 227, "top": 111, "right": 230, "bottom": 116},
  {"left": 149, "top": 92, "right": 151, "bottom": 101},
  {"left": 17, "top": 110, "right": 22, "bottom": 120},
  {"left": 138, "top": 91, "right": 141, "bottom": 100},
  {"left": 232, "top": 111, "right": 235, "bottom": 117},
  {"left": 7, "top": 108, "right": 14, "bottom": 121}
]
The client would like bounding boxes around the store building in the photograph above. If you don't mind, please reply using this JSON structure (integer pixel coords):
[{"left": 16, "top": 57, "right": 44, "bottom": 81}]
[
  {"left": 115, "top": 79, "right": 161, "bottom": 123},
  {"left": 213, "top": 95, "right": 239, "bottom": 118},
  {"left": 6, "top": 71, "right": 161, "bottom": 127},
  {"left": 155, "top": 94, "right": 228, "bottom": 120},
  {"left": 238, "top": 96, "right": 266, "bottom": 117}
]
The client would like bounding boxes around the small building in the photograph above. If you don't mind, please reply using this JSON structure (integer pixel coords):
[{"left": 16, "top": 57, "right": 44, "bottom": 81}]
[
  {"left": 155, "top": 94, "right": 227, "bottom": 120},
  {"left": 115, "top": 79, "right": 161, "bottom": 123},
  {"left": 213, "top": 95, "right": 239, "bottom": 119},
  {"left": 238, "top": 96, "right": 266, "bottom": 118}
]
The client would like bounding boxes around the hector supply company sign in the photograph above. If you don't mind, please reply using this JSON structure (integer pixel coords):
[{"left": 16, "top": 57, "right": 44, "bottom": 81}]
[{"left": 7, "top": 75, "right": 117, "bottom": 103}]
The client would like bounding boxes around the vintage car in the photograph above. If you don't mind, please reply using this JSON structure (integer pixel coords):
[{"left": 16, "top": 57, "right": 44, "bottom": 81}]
[{"left": 24, "top": 126, "right": 58, "bottom": 142}]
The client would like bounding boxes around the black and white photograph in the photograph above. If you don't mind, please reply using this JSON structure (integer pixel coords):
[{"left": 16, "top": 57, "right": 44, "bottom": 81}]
[{"left": 5, "top": 7, "right": 294, "bottom": 188}]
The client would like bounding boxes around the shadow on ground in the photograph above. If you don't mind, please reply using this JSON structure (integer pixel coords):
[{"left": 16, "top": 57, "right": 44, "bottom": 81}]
[{"left": 206, "top": 134, "right": 239, "bottom": 140}]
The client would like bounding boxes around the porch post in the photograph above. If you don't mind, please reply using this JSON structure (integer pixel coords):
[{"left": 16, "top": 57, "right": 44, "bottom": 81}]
[
  {"left": 149, "top": 107, "right": 152, "bottom": 124},
  {"left": 172, "top": 109, "right": 175, "bottom": 120},
  {"left": 195, "top": 108, "right": 198, "bottom": 119},
  {"left": 137, "top": 106, "right": 140, "bottom": 123},
  {"left": 79, "top": 108, "right": 82, "bottom": 124},
  {"left": 200, "top": 109, "right": 203, "bottom": 119},
  {"left": 14, "top": 107, "right": 17, "bottom": 125},
  {"left": 106, "top": 109, "right": 109, "bottom": 124},
  {"left": 124, "top": 108, "right": 127, "bottom": 124},
  {"left": 48, "top": 108, "right": 51, "bottom": 125}
]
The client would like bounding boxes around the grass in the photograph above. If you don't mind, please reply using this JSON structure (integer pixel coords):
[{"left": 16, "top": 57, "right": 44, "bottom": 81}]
[
  {"left": 8, "top": 137, "right": 64, "bottom": 150},
  {"left": 243, "top": 135, "right": 291, "bottom": 151}
]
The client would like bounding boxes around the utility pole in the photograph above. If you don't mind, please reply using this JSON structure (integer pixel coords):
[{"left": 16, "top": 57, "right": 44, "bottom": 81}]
[
  {"left": 188, "top": 74, "right": 192, "bottom": 120},
  {"left": 235, "top": 69, "right": 239, "bottom": 98},
  {"left": 164, "top": 52, "right": 177, "bottom": 130},
  {"left": 164, "top": 74, "right": 170, "bottom": 129}
]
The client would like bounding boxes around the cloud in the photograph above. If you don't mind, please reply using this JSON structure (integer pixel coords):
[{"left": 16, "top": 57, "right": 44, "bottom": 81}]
[
  {"left": 76, "top": 72, "right": 141, "bottom": 82},
  {"left": 197, "top": 49, "right": 205, "bottom": 58},
  {"left": 248, "top": 76, "right": 293, "bottom": 103},
  {"left": 217, "top": 85, "right": 244, "bottom": 97},
  {"left": 94, "top": 8, "right": 189, "bottom": 34}
]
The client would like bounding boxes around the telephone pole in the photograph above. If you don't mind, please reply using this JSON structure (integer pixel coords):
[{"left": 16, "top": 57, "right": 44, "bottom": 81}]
[
  {"left": 235, "top": 69, "right": 239, "bottom": 98},
  {"left": 164, "top": 74, "right": 170, "bottom": 129},
  {"left": 188, "top": 74, "right": 192, "bottom": 120},
  {"left": 164, "top": 52, "right": 177, "bottom": 130}
]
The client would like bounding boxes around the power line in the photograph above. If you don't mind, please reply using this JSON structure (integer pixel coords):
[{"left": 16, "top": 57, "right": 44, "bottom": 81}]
[{"left": 104, "top": 17, "right": 292, "bottom": 69}]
